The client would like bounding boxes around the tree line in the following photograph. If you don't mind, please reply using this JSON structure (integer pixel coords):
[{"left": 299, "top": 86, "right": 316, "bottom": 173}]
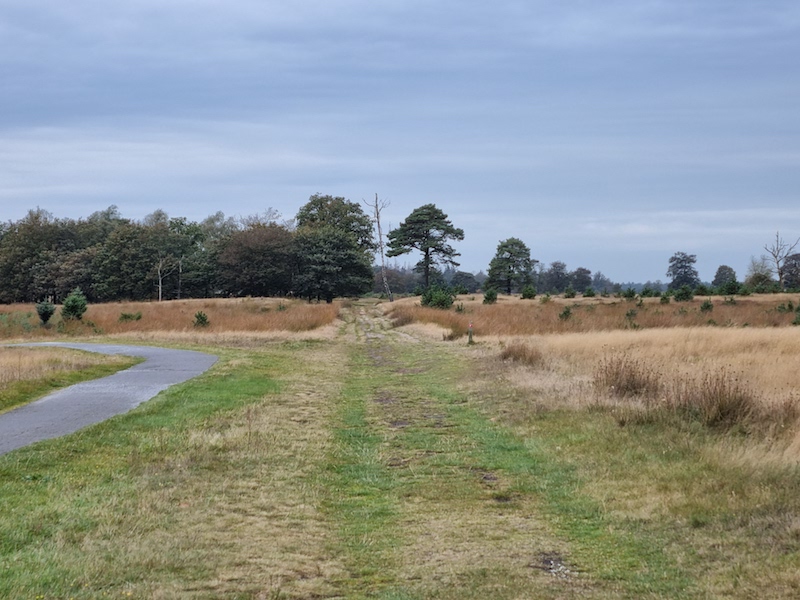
[
  {"left": 0, "top": 197, "right": 473, "bottom": 304},
  {"left": 1, "top": 195, "right": 798, "bottom": 305}
]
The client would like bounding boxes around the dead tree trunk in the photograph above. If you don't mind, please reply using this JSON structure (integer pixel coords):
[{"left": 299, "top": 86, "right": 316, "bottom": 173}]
[{"left": 364, "top": 193, "right": 393, "bottom": 301}]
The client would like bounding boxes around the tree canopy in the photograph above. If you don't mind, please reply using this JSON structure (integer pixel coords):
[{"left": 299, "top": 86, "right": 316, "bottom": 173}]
[
  {"left": 386, "top": 204, "right": 464, "bottom": 289},
  {"left": 666, "top": 252, "right": 700, "bottom": 290},
  {"left": 485, "top": 238, "right": 534, "bottom": 294}
]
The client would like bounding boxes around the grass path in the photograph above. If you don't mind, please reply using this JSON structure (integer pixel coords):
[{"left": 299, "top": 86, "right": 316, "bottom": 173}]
[{"left": 1, "top": 302, "right": 799, "bottom": 598}]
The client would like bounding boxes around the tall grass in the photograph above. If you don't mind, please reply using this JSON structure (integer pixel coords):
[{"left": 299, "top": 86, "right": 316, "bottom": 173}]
[
  {"left": 0, "top": 298, "right": 341, "bottom": 338},
  {"left": 0, "top": 347, "right": 138, "bottom": 413},
  {"left": 386, "top": 293, "right": 800, "bottom": 336}
]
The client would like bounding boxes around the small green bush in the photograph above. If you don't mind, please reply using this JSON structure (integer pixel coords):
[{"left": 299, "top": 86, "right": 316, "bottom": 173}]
[
  {"left": 673, "top": 285, "right": 694, "bottom": 302},
  {"left": 520, "top": 285, "right": 536, "bottom": 300},
  {"left": 621, "top": 288, "right": 637, "bottom": 300},
  {"left": 700, "top": 299, "right": 713, "bottom": 313},
  {"left": 193, "top": 311, "right": 210, "bottom": 327},
  {"left": 35, "top": 301, "right": 56, "bottom": 324},
  {"left": 61, "top": 288, "right": 88, "bottom": 320},
  {"left": 563, "top": 286, "right": 576, "bottom": 299},
  {"left": 119, "top": 311, "right": 142, "bottom": 322},
  {"left": 482, "top": 288, "right": 498, "bottom": 305},
  {"left": 695, "top": 284, "right": 711, "bottom": 296},
  {"left": 660, "top": 295, "right": 671, "bottom": 304},
  {"left": 583, "top": 287, "right": 596, "bottom": 298},
  {"left": 422, "top": 286, "right": 456, "bottom": 309},
  {"left": 719, "top": 279, "right": 741, "bottom": 295},
  {"left": 539, "top": 293, "right": 551, "bottom": 304},
  {"left": 558, "top": 306, "right": 572, "bottom": 321}
]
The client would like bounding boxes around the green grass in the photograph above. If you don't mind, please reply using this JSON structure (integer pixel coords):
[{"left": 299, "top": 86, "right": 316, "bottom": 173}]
[{"left": 0, "top": 306, "right": 799, "bottom": 597}]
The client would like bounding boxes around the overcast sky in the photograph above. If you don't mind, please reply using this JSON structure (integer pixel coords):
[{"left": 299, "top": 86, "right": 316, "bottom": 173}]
[{"left": 2, "top": 1, "right": 799, "bottom": 283}]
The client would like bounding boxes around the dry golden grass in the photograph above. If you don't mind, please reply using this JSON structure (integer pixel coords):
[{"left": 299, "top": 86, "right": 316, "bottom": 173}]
[
  {"left": 0, "top": 298, "right": 341, "bottom": 339},
  {"left": 386, "top": 292, "right": 800, "bottom": 336},
  {"left": 0, "top": 346, "right": 131, "bottom": 389}
]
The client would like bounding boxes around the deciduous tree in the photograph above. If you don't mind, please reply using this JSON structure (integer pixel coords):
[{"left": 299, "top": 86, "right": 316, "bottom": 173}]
[
  {"left": 764, "top": 232, "right": 800, "bottom": 289},
  {"left": 293, "top": 226, "right": 373, "bottom": 302},
  {"left": 667, "top": 252, "right": 700, "bottom": 290}
]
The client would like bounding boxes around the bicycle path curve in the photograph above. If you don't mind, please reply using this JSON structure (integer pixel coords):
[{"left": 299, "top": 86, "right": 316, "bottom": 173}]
[{"left": 0, "top": 343, "right": 218, "bottom": 456}]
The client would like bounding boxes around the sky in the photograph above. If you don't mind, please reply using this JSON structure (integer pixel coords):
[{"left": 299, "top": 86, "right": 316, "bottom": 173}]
[{"left": 1, "top": 1, "right": 799, "bottom": 283}]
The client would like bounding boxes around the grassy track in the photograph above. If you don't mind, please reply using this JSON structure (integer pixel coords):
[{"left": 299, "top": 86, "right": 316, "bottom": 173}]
[{"left": 0, "top": 303, "right": 798, "bottom": 598}]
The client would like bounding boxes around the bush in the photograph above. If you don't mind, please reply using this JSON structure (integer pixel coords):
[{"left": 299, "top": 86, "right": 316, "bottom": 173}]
[
  {"left": 482, "top": 288, "right": 498, "bottom": 305},
  {"left": 695, "top": 284, "right": 711, "bottom": 296},
  {"left": 193, "top": 311, "right": 210, "bottom": 327},
  {"left": 520, "top": 285, "right": 536, "bottom": 300},
  {"left": 119, "top": 311, "right": 142, "bottom": 322},
  {"left": 673, "top": 285, "right": 694, "bottom": 302},
  {"left": 700, "top": 299, "right": 713, "bottom": 313},
  {"left": 563, "top": 286, "right": 576, "bottom": 299},
  {"left": 583, "top": 287, "right": 596, "bottom": 298},
  {"left": 621, "top": 288, "right": 637, "bottom": 300},
  {"left": 421, "top": 286, "right": 455, "bottom": 309},
  {"left": 660, "top": 295, "right": 671, "bottom": 304},
  {"left": 61, "top": 288, "right": 88, "bottom": 320},
  {"left": 499, "top": 342, "right": 544, "bottom": 368},
  {"left": 35, "top": 301, "right": 56, "bottom": 324},
  {"left": 539, "top": 293, "right": 551, "bottom": 304},
  {"left": 719, "top": 279, "right": 741, "bottom": 295},
  {"left": 558, "top": 306, "right": 572, "bottom": 320},
  {"left": 640, "top": 286, "right": 656, "bottom": 298}
]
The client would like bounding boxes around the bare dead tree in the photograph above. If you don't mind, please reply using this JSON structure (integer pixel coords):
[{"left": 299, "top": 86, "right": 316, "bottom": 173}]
[
  {"left": 764, "top": 231, "right": 800, "bottom": 289},
  {"left": 364, "top": 193, "right": 393, "bottom": 301}
]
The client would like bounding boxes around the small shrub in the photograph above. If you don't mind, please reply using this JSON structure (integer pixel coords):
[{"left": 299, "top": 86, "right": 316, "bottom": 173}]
[
  {"left": 539, "top": 293, "right": 551, "bottom": 304},
  {"left": 482, "top": 288, "right": 498, "bottom": 305},
  {"left": 277, "top": 302, "right": 287, "bottom": 312},
  {"left": 695, "top": 284, "right": 711, "bottom": 296},
  {"left": 621, "top": 288, "right": 637, "bottom": 300},
  {"left": 563, "top": 286, "right": 576, "bottom": 299},
  {"left": 558, "top": 306, "right": 572, "bottom": 321},
  {"left": 660, "top": 295, "right": 671, "bottom": 304},
  {"left": 719, "top": 279, "right": 741, "bottom": 295},
  {"left": 119, "top": 311, "right": 142, "bottom": 322},
  {"left": 421, "top": 286, "right": 455, "bottom": 309},
  {"left": 640, "top": 286, "right": 655, "bottom": 298},
  {"left": 35, "top": 301, "right": 56, "bottom": 324},
  {"left": 520, "top": 285, "right": 536, "bottom": 300},
  {"left": 499, "top": 342, "right": 544, "bottom": 368},
  {"left": 61, "top": 288, "right": 88, "bottom": 320},
  {"left": 583, "top": 287, "right": 596, "bottom": 298},
  {"left": 673, "top": 285, "right": 694, "bottom": 302},
  {"left": 625, "top": 308, "right": 637, "bottom": 320},
  {"left": 668, "top": 369, "right": 755, "bottom": 428},
  {"left": 723, "top": 296, "right": 736, "bottom": 305},
  {"left": 193, "top": 311, "right": 210, "bottom": 327},
  {"left": 700, "top": 299, "right": 713, "bottom": 313},
  {"left": 594, "top": 353, "right": 661, "bottom": 398}
]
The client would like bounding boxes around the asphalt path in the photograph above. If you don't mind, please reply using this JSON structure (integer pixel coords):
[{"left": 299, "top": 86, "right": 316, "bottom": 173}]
[{"left": 0, "top": 343, "right": 218, "bottom": 456}]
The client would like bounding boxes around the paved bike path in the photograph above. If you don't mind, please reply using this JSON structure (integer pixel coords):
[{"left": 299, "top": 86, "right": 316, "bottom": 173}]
[{"left": 0, "top": 343, "right": 218, "bottom": 456}]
